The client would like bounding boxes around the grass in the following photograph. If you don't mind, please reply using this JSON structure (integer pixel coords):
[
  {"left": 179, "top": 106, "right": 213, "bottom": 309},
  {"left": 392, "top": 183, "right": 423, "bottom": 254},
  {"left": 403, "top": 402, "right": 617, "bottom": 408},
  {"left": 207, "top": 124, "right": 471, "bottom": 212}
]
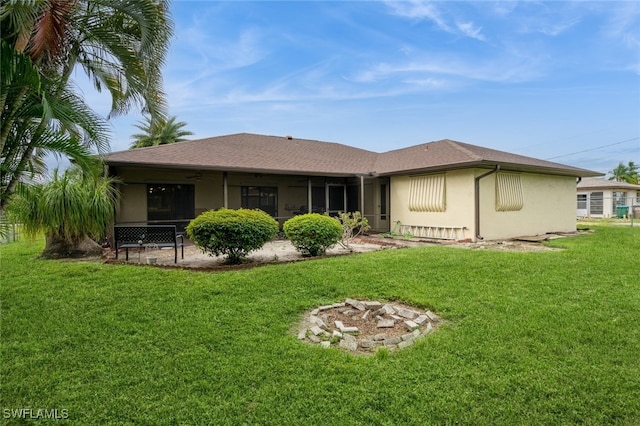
[{"left": 1, "top": 226, "right": 639, "bottom": 425}]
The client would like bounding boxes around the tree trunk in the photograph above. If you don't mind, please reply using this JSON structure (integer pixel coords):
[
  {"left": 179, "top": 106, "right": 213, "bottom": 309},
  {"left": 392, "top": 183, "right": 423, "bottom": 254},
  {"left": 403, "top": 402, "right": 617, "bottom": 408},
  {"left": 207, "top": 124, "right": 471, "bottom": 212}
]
[{"left": 42, "top": 234, "right": 103, "bottom": 259}]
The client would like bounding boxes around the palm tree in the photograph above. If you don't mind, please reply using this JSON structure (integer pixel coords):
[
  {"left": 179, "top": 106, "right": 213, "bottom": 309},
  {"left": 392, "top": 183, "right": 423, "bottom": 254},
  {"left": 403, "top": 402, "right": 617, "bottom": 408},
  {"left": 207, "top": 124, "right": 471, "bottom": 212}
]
[
  {"left": 130, "top": 115, "right": 194, "bottom": 149},
  {"left": 2, "top": 0, "right": 173, "bottom": 117},
  {"left": 608, "top": 161, "right": 639, "bottom": 184},
  {"left": 0, "top": 39, "right": 109, "bottom": 210},
  {"left": 7, "top": 166, "right": 119, "bottom": 258},
  {"left": 0, "top": 0, "right": 173, "bottom": 207}
]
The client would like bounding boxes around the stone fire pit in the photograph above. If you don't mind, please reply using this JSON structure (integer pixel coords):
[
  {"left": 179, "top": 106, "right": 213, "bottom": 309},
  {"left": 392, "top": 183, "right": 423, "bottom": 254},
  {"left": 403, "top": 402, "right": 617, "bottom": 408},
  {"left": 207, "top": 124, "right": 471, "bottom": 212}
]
[{"left": 297, "top": 298, "right": 441, "bottom": 354}]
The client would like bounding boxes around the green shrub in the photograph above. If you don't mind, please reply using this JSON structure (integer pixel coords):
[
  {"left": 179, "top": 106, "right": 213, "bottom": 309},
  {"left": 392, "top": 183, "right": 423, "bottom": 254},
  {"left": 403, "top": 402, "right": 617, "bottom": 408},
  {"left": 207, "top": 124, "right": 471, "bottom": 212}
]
[
  {"left": 186, "top": 208, "right": 279, "bottom": 264},
  {"left": 283, "top": 213, "right": 343, "bottom": 257}
]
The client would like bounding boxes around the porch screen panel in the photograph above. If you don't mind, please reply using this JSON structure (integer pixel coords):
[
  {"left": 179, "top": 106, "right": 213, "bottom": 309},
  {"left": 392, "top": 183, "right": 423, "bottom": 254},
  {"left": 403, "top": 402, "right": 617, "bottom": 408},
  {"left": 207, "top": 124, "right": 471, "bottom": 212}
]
[
  {"left": 241, "top": 186, "right": 277, "bottom": 217},
  {"left": 408, "top": 174, "right": 445, "bottom": 212},
  {"left": 147, "top": 184, "right": 195, "bottom": 221},
  {"left": 495, "top": 173, "right": 524, "bottom": 211}
]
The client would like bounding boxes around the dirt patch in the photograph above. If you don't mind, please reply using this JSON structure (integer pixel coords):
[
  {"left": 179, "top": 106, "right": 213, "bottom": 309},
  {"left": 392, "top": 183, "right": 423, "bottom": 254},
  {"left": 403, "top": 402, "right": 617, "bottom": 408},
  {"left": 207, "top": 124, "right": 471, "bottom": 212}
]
[
  {"left": 106, "top": 237, "right": 412, "bottom": 271},
  {"left": 455, "top": 239, "right": 563, "bottom": 252},
  {"left": 105, "top": 232, "right": 575, "bottom": 271}
]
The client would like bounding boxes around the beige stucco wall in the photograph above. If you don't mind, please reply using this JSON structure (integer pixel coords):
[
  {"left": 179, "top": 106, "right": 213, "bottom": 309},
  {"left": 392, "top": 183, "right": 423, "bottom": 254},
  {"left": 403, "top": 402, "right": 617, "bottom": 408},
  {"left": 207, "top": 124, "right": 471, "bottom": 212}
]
[
  {"left": 114, "top": 167, "right": 226, "bottom": 223},
  {"left": 390, "top": 169, "right": 476, "bottom": 240},
  {"left": 390, "top": 169, "right": 578, "bottom": 242},
  {"left": 116, "top": 183, "right": 147, "bottom": 223},
  {"left": 114, "top": 165, "right": 577, "bottom": 239},
  {"left": 113, "top": 167, "right": 377, "bottom": 226},
  {"left": 478, "top": 172, "right": 576, "bottom": 240}
]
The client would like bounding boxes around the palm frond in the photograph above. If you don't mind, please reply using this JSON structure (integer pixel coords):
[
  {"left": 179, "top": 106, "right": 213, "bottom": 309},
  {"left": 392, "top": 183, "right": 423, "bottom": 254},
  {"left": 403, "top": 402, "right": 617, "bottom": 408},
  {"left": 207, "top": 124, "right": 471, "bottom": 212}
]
[
  {"left": 7, "top": 165, "right": 119, "bottom": 241},
  {"left": 129, "top": 114, "right": 193, "bottom": 149}
]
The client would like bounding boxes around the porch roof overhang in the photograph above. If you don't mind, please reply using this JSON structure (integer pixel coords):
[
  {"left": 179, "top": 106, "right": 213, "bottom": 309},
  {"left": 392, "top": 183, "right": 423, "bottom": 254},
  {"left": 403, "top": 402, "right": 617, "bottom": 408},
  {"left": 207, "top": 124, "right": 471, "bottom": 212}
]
[{"left": 106, "top": 160, "right": 372, "bottom": 179}]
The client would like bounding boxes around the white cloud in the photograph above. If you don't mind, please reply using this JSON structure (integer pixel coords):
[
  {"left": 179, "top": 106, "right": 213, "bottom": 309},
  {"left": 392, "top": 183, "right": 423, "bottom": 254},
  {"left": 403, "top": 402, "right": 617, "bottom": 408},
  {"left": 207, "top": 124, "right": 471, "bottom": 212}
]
[
  {"left": 490, "top": 1, "right": 518, "bottom": 17},
  {"left": 536, "top": 17, "right": 582, "bottom": 37},
  {"left": 505, "top": 2, "right": 583, "bottom": 37},
  {"left": 456, "top": 21, "right": 485, "bottom": 41},
  {"left": 603, "top": 2, "right": 640, "bottom": 48},
  {"left": 384, "top": 0, "right": 486, "bottom": 42},
  {"left": 384, "top": 0, "right": 450, "bottom": 31},
  {"left": 180, "top": 26, "right": 269, "bottom": 71},
  {"left": 400, "top": 77, "right": 448, "bottom": 89},
  {"left": 351, "top": 50, "right": 543, "bottom": 86}
]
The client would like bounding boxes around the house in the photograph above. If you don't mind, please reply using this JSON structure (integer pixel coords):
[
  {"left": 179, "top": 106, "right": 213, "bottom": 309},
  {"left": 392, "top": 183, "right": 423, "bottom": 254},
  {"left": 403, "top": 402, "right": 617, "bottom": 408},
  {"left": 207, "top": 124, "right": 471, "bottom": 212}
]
[
  {"left": 104, "top": 133, "right": 601, "bottom": 242},
  {"left": 577, "top": 177, "right": 640, "bottom": 218}
]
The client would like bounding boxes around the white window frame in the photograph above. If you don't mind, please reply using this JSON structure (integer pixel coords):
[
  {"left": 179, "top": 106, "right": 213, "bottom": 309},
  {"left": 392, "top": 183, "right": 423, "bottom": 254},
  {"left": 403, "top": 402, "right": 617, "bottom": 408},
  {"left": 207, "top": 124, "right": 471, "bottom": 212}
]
[
  {"left": 577, "top": 194, "right": 587, "bottom": 210},
  {"left": 590, "top": 192, "right": 603, "bottom": 215}
]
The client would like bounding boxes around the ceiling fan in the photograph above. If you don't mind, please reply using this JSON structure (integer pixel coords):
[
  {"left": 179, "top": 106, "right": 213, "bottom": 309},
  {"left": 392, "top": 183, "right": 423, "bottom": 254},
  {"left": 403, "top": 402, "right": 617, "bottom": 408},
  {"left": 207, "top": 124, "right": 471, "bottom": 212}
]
[{"left": 186, "top": 171, "right": 203, "bottom": 181}]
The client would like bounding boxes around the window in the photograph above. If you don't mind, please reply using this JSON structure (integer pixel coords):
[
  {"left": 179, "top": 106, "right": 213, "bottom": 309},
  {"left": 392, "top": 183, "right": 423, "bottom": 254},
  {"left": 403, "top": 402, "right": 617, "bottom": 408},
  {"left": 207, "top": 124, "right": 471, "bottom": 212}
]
[
  {"left": 311, "top": 186, "right": 326, "bottom": 213},
  {"left": 496, "top": 173, "right": 524, "bottom": 211},
  {"left": 147, "top": 184, "right": 195, "bottom": 221},
  {"left": 327, "top": 185, "right": 345, "bottom": 215},
  {"left": 637, "top": 191, "right": 640, "bottom": 204},
  {"left": 590, "top": 192, "right": 603, "bottom": 215},
  {"left": 380, "top": 183, "right": 387, "bottom": 220},
  {"left": 577, "top": 194, "right": 587, "bottom": 209},
  {"left": 241, "top": 186, "right": 277, "bottom": 217},
  {"left": 347, "top": 185, "right": 359, "bottom": 213},
  {"left": 408, "top": 174, "right": 446, "bottom": 212},
  {"left": 612, "top": 191, "right": 627, "bottom": 215}
]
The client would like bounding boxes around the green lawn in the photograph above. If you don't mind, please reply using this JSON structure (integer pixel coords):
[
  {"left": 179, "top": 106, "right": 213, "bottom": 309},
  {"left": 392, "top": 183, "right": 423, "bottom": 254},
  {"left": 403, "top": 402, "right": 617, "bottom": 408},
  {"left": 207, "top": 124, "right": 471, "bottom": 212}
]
[{"left": 1, "top": 226, "right": 639, "bottom": 425}]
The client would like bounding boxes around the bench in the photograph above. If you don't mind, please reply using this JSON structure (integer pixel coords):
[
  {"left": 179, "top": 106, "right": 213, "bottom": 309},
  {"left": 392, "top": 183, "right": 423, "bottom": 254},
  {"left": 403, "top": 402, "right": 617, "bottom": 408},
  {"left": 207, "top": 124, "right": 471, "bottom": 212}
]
[{"left": 114, "top": 225, "right": 184, "bottom": 263}]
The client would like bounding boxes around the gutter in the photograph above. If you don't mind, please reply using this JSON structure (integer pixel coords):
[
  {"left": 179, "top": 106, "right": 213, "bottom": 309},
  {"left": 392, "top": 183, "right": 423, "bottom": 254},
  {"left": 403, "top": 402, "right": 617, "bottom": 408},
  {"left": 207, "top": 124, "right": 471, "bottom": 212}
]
[{"left": 474, "top": 165, "right": 500, "bottom": 241}]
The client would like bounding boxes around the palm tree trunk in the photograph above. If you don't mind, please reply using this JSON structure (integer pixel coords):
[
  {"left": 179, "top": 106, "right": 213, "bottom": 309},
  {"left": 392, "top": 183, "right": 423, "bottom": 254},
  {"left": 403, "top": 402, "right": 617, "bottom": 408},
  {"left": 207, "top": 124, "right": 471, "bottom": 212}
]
[
  {"left": 0, "top": 86, "right": 30, "bottom": 153},
  {"left": 1, "top": 115, "right": 46, "bottom": 207},
  {"left": 1, "top": 146, "right": 34, "bottom": 210},
  {"left": 42, "top": 234, "right": 103, "bottom": 258}
]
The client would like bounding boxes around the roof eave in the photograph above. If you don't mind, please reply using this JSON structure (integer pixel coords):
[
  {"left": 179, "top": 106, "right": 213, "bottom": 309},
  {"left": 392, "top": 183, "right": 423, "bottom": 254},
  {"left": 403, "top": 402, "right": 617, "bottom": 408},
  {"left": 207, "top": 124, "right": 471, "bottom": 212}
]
[
  {"left": 108, "top": 161, "right": 366, "bottom": 178},
  {"left": 578, "top": 184, "right": 640, "bottom": 190},
  {"left": 492, "top": 162, "right": 604, "bottom": 177},
  {"left": 376, "top": 160, "right": 603, "bottom": 178}
]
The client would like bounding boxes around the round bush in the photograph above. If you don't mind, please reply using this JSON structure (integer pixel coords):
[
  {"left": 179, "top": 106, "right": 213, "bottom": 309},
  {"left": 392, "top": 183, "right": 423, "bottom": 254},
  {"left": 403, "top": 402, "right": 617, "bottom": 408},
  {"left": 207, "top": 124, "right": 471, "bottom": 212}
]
[
  {"left": 186, "top": 208, "right": 279, "bottom": 264},
  {"left": 283, "top": 213, "right": 343, "bottom": 257}
]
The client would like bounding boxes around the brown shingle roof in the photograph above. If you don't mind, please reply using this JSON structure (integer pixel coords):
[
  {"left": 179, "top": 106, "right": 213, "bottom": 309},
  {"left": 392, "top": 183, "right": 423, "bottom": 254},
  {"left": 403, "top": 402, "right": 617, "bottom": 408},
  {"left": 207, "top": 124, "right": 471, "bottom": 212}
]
[
  {"left": 104, "top": 133, "right": 601, "bottom": 177},
  {"left": 372, "top": 139, "right": 601, "bottom": 176},
  {"left": 105, "top": 133, "right": 377, "bottom": 176}
]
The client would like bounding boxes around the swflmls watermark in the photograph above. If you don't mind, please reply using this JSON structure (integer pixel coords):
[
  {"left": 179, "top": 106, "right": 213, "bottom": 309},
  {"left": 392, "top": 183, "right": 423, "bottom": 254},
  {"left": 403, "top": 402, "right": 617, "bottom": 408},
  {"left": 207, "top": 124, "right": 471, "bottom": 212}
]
[{"left": 3, "top": 408, "right": 69, "bottom": 420}]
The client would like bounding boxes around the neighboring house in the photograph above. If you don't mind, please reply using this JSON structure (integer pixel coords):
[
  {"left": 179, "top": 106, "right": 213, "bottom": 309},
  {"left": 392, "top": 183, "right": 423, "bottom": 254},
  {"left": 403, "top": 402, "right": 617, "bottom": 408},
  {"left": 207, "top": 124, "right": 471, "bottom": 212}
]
[
  {"left": 104, "top": 133, "right": 600, "bottom": 242},
  {"left": 576, "top": 178, "right": 640, "bottom": 218}
]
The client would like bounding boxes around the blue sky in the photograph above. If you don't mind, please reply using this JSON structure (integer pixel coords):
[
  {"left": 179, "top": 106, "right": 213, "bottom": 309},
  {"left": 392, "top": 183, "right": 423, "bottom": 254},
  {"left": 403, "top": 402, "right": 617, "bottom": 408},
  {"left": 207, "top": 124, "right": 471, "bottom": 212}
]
[{"left": 85, "top": 1, "right": 639, "bottom": 175}]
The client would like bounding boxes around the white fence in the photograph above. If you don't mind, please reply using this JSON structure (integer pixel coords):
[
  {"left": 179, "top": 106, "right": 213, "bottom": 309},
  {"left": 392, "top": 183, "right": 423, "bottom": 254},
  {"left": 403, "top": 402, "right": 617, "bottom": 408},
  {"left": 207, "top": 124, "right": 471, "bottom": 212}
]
[{"left": 0, "top": 222, "right": 22, "bottom": 244}]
